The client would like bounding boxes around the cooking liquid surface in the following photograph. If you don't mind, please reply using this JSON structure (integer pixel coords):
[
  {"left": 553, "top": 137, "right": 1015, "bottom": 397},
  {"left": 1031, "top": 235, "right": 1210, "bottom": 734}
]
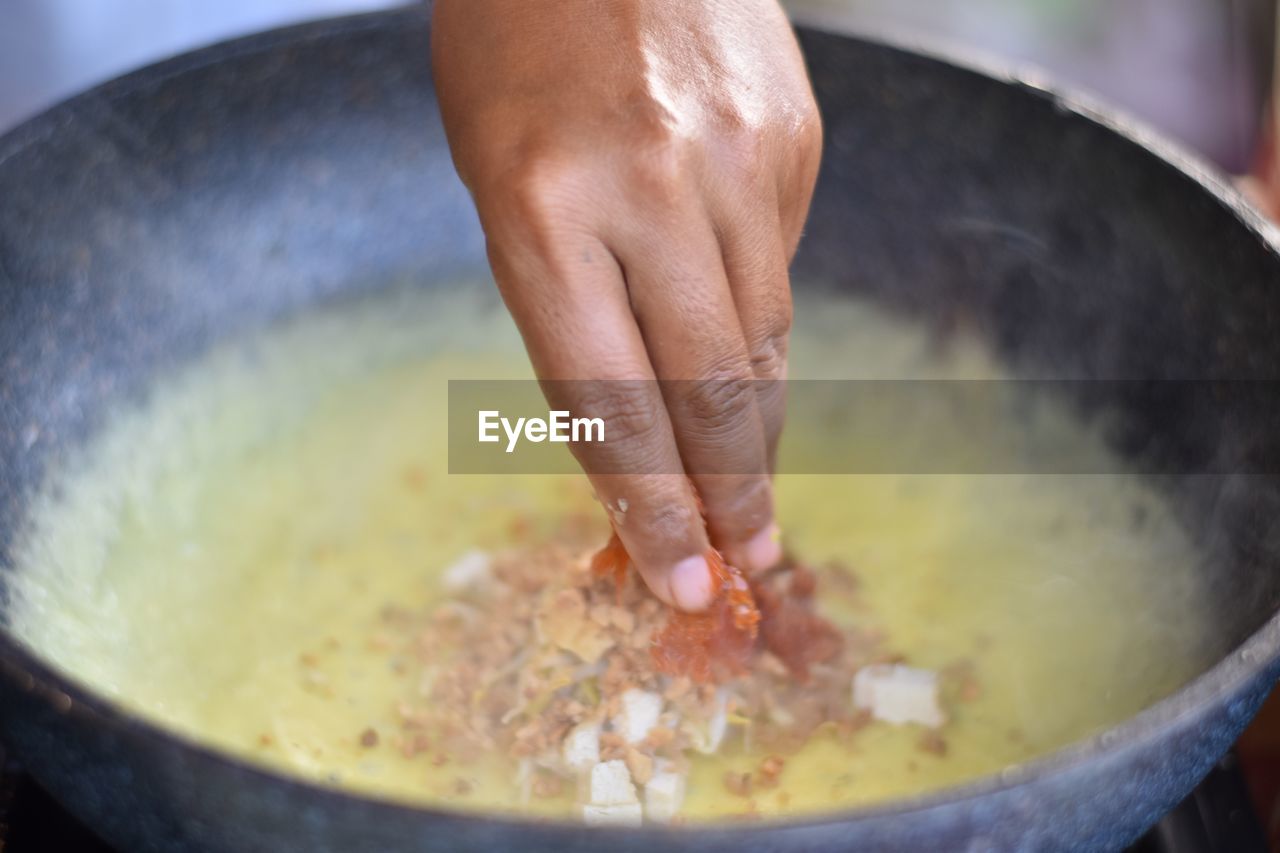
[{"left": 9, "top": 285, "right": 1214, "bottom": 820}]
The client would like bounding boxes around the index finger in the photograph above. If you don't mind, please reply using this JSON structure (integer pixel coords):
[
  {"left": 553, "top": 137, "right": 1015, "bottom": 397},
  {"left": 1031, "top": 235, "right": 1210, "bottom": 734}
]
[{"left": 481, "top": 202, "right": 716, "bottom": 612}]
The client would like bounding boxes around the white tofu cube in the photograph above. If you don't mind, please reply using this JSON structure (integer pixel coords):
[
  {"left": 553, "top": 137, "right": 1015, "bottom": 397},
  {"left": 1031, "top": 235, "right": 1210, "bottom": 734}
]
[
  {"left": 852, "top": 664, "right": 946, "bottom": 728},
  {"left": 582, "top": 802, "right": 643, "bottom": 827},
  {"left": 441, "top": 549, "right": 491, "bottom": 591},
  {"left": 643, "top": 764, "right": 686, "bottom": 823},
  {"left": 589, "top": 759, "right": 638, "bottom": 806},
  {"left": 688, "top": 688, "right": 729, "bottom": 754},
  {"left": 562, "top": 720, "right": 602, "bottom": 772},
  {"left": 612, "top": 688, "right": 663, "bottom": 744}
]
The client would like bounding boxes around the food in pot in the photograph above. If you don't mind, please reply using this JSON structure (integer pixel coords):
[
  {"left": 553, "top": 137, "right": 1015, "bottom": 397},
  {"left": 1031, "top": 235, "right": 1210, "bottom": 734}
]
[{"left": 8, "top": 285, "right": 1216, "bottom": 822}]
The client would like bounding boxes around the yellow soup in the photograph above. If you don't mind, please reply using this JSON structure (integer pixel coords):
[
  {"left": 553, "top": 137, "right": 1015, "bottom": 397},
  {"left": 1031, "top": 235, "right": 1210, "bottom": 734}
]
[{"left": 10, "top": 284, "right": 1214, "bottom": 821}]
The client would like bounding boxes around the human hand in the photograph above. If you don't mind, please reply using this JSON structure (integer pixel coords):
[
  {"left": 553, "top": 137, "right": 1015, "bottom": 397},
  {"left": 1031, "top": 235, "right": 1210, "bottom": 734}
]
[{"left": 432, "top": 0, "right": 822, "bottom": 610}]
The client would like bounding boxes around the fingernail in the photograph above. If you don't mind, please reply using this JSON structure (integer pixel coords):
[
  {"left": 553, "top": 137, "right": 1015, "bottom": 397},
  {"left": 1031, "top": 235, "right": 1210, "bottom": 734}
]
[
  {"left": 743, "top": 523, "right": 783, "bottom": 573},
  {"left": 669, "top": 555, "right": 714, "bottom": 611}
]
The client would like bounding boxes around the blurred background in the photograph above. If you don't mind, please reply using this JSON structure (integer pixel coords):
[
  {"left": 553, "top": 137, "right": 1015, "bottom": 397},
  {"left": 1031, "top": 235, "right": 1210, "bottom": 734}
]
[
  {"left": 0, "top": 0, "right": 1275, "bottom": 173},
  {"left": 790, "top": 0, "right": 1276, "bottom": 173}
]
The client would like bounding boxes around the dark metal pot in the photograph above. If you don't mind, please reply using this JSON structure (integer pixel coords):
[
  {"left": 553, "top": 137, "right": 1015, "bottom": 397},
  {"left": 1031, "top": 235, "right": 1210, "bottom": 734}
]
[{"left": 0, "top": 7, "right": 1278, "bottom": 852}]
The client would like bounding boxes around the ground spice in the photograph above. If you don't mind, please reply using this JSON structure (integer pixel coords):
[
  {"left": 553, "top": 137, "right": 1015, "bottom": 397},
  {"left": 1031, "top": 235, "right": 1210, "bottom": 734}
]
[{"left": 375, "top": 521, "right": 953, "bottom": 822}]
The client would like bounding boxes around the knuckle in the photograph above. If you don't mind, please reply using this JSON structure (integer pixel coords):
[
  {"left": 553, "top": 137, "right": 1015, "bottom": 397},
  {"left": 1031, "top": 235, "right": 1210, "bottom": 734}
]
[
  {"left": 681, "top": 365, "right": 758, "bottom": 441},
  {"left": 720, "top": 126, "right": 768, "bottom": 183},
  {"left": 481, "top": 153, "right": 586, "bottom": 247},
  {"left": 749, "top": 333, "right": 788, "bottom": 381},
  {"left": 633, "top": 495, "right": 701, "bottom": 544},
  {"left": 749, "top": 310, "right": 793, "bottom": 380},
  {"left": 798, "top": 109, "right": 824, "bottom": 168},
  {"left": 574, "top": 382, "right": 666, "bottom": 452},
  {"left": 630, "top": 135, "right": 691, "bottom": 206},
  {"left": 774, "top": 99, "right": 823, "bottom": 176},
  {"left": 504, "top": 158, "right": 576, "bottom": 228},
  {"left": 801, "top": 97, "right": 823, "bottom": 136},
  {"left": 792, "top": 90, "right": 822, "bottom": 137}
]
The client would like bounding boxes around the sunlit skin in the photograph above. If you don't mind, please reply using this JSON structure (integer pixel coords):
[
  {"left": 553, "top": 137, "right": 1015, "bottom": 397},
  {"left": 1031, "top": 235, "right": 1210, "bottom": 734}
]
[{"left": 432, "top": 0, "right": 823, "bottom": 612}]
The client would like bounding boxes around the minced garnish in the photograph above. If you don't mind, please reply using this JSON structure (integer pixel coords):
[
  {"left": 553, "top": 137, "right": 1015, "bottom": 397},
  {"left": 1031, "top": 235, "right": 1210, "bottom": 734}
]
[{"left": 377, "top": 524, "right": 965, "bottom": 825}]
